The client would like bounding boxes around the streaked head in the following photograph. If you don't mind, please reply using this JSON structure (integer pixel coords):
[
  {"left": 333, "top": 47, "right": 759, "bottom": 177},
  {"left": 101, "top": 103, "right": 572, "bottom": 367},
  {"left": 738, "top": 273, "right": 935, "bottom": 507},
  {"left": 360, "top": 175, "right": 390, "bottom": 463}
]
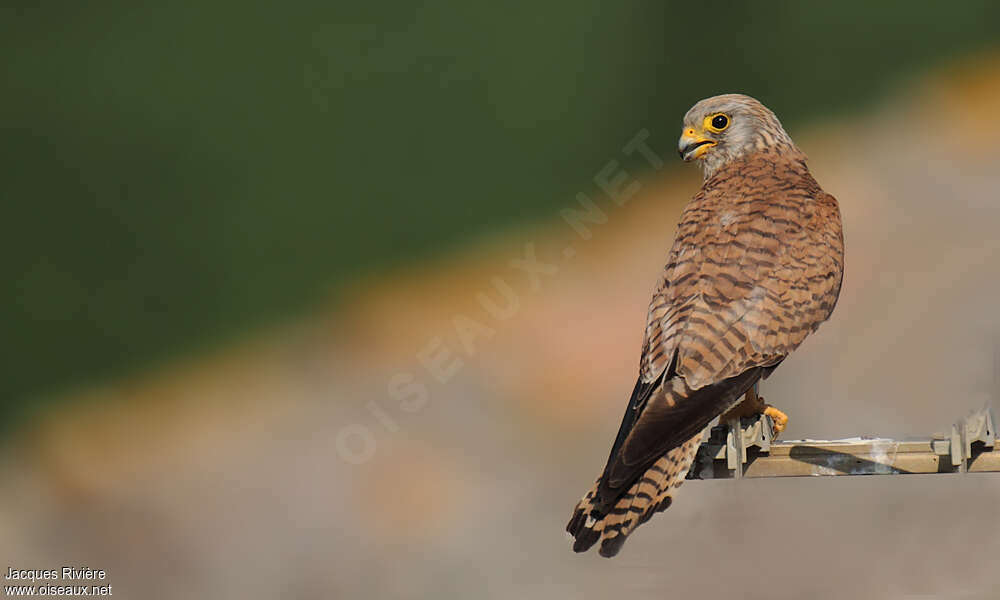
[{"left": 678, "top": 94, "right": 797, "bottom": 177}]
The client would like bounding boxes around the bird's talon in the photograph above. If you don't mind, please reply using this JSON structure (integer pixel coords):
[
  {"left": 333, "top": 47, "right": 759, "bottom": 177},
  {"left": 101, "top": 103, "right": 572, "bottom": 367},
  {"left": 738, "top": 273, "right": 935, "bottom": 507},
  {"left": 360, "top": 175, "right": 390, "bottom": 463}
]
[{"left": 763, "top": 405, "right": 788, "bottom": 435}]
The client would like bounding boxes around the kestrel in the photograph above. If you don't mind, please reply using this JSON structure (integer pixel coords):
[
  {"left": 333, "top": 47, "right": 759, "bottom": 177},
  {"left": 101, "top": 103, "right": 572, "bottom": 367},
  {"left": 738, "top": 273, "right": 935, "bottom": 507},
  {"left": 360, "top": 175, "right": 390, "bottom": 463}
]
[{"left": 566, "top": 94, "right": 844, "bottom": 557}]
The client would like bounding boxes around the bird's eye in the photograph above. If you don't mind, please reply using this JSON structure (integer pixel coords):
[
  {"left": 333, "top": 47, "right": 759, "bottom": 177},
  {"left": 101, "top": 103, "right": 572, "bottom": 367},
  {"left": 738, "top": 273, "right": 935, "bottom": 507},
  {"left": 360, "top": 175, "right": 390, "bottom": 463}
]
[{"left": 710, "top": 114, "right": 729, "bottom": 131}]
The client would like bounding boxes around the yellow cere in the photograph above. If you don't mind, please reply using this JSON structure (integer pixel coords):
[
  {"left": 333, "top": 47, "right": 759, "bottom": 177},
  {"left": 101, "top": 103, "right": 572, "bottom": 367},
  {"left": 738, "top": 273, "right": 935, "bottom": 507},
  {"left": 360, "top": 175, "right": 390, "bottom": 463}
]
[{"left": 679, "top": 127, "right": 715, "bottom": 160}]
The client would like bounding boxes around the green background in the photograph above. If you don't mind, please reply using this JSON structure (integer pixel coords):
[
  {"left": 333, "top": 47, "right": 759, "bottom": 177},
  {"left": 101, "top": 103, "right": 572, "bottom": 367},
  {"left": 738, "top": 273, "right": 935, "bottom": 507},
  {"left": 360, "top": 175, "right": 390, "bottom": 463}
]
[{"left": 4, "top": 1, "right": 999, "bottom": 417}]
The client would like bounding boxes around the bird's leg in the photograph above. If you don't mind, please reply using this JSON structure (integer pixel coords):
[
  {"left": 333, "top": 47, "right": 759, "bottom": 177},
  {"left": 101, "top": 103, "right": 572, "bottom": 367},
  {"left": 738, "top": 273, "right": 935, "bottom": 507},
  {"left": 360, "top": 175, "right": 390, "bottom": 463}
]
[
  {"left": 749, "top": 382, "right": 788, "bottom": 437},
  {"left": 718, "top": 383, "right": 789, "bottom": 437},
  {"left": 718, "top": 383, "right": 766, "bottom": 424}
]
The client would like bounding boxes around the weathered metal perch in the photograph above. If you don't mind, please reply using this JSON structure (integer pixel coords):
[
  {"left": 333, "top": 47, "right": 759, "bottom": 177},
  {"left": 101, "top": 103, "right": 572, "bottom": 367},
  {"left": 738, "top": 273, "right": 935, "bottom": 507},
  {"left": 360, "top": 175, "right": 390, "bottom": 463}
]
[{"left": 687, "top": 407, "right": 999, "bottom": 479}]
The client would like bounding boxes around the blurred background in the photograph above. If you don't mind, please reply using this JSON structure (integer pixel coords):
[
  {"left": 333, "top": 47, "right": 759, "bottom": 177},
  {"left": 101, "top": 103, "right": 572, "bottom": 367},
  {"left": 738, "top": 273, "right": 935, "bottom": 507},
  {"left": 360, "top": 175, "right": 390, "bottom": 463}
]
[{"left": 3, "top": 2, "right": 1000, "bottom": 598}]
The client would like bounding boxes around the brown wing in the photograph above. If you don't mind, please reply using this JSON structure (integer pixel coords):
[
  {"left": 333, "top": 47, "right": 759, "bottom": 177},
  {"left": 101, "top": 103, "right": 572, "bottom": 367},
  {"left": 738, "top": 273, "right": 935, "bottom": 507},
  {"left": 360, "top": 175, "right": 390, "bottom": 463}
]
[{"left": 641, "top": 150, "right": 843, "bottom": 390}]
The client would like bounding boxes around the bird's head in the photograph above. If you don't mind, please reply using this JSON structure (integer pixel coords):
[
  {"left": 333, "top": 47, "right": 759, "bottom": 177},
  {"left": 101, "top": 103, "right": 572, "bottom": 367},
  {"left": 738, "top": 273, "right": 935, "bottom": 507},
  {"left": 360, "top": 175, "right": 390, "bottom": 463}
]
[{"left": 678, "top": 94, "right": 797, "bottom": 178}]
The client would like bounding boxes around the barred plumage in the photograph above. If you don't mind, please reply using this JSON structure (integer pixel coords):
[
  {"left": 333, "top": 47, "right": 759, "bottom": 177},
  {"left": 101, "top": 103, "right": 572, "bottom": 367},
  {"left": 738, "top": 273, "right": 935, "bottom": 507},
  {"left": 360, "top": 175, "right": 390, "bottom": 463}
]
[{"left": 567, "top": 94, "right": 844, "bottom": 557}]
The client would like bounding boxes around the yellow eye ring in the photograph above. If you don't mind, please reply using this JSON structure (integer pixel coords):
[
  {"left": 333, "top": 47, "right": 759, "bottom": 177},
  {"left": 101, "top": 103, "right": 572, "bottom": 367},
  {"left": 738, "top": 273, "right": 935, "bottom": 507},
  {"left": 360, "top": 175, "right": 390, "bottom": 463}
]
[{"left": 704, "top": 113, "right": 730, "bottom": 133}]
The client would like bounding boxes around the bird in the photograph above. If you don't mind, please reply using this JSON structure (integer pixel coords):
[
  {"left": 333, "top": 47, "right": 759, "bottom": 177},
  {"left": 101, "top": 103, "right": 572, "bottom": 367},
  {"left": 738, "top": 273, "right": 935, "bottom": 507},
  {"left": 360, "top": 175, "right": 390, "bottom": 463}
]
[{"left": 566, "top": 94, "right": 844, "bottom": 557}]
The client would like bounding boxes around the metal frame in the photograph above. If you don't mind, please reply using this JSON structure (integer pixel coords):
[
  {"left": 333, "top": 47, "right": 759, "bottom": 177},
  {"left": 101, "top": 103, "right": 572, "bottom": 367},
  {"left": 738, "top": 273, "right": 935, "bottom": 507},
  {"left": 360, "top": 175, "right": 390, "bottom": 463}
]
[{"left": 688, "top": 407, "right": 999, "bottom": 479}]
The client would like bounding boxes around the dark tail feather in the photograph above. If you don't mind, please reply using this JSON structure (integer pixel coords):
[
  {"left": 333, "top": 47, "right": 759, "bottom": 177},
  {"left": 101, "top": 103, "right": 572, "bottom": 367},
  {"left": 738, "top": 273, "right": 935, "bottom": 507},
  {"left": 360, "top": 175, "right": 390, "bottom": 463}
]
[{"left": 566, "top": 429, "right": 704, "bottom": 557}]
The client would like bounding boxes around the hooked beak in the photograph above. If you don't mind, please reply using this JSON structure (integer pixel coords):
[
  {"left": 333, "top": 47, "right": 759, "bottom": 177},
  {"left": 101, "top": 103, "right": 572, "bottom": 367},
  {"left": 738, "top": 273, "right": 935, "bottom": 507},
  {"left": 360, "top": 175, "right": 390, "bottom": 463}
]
[{"left": 678, "top": 128, "right": 716, "bottom": 162}]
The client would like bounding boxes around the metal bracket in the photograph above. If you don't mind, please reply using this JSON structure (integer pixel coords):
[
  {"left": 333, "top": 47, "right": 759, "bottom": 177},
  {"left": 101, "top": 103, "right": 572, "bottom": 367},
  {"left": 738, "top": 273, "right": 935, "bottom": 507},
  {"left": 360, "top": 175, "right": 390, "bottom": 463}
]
[
  {"left": 949, "top": 407, "right": 996, "bottom": 470},
  {"left": 726, "top": 414, "right": 775, "bottom": 471},
  {"left": 694, "top": 413, "right": 776, "bottom": 478}
]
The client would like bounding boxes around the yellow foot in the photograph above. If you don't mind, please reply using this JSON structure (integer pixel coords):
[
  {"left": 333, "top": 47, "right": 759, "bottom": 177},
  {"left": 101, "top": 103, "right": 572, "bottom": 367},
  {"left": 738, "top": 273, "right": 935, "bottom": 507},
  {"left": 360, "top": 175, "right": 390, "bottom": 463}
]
[{"left": 763, "top": 405, "right": 789, "bottom": 435}]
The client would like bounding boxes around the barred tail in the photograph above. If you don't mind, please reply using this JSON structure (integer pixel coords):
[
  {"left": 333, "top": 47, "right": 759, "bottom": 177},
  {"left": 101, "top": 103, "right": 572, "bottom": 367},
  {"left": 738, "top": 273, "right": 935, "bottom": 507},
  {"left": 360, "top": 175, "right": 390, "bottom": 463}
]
[{"left": 566, "top": 428, "right": 705, "bottom": 558}]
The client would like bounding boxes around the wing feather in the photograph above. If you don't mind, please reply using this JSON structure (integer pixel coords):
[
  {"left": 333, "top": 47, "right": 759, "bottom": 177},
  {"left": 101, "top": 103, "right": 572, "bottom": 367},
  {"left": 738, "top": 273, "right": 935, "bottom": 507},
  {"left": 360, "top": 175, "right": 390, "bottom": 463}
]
[{"left": 641, "top": 152, "right": 843, "bottom": 390}]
